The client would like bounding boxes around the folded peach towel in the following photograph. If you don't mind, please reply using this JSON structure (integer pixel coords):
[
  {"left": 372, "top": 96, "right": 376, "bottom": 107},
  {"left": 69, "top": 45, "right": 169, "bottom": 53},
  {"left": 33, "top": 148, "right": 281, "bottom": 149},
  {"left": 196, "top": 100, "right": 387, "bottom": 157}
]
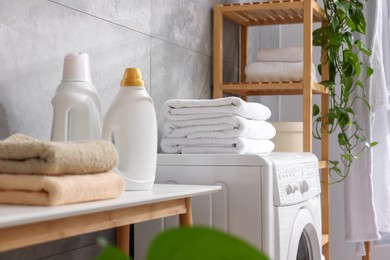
[
  {"left": 0, "top": 171, "right": 125, "bottom": 206},
  {"left": 0, "top": 134, "right": 117, "bottom": 175}
]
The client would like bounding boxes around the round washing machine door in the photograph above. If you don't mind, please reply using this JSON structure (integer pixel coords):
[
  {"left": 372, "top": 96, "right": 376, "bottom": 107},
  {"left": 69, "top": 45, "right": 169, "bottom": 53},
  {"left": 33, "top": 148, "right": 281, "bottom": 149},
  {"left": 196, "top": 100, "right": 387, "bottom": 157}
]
[{"left": 287, "top": 208, "right": 321, "bottom": 260}]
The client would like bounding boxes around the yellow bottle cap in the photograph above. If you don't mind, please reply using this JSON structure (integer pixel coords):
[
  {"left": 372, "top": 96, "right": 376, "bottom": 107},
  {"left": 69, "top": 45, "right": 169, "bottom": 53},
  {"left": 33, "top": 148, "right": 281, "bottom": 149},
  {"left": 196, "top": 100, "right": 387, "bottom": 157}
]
[{"left": 121, "top": 68, "right": 144, "bottom": 87}]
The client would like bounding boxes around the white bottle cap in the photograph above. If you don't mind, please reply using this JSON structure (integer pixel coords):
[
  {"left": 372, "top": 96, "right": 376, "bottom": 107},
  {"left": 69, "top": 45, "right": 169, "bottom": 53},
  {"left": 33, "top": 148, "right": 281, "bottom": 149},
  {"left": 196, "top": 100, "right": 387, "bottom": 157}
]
[{"left": 62, "top": 52, "right": 92, "bottom": 82}]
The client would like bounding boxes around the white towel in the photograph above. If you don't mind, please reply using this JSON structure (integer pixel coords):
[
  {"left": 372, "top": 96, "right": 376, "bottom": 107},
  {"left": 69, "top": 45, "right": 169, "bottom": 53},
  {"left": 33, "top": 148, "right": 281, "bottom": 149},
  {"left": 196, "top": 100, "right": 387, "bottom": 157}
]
[
  {"left": 163, "top": 116, "right": 276, "bottom": 140},
  {"left": 163, "top": 122, "right": 234, "bottom": 138},
  {"left": 165, "top": 115, "right": 246, "bottom": 127},
  {"left": 165, "top": 112, "right": 240, "bottom": 122},
  {"left": 164, "top": 97, "right": 271, "bottom": 121},
  {"left": 256, "top": 47, "right": 303, "bottom": 62},
  {"left": 160, "top": 137, "right": 275, "bottom": 154},
  {"left": 245, "top": 61, "right": 317, "bottom": 82}
]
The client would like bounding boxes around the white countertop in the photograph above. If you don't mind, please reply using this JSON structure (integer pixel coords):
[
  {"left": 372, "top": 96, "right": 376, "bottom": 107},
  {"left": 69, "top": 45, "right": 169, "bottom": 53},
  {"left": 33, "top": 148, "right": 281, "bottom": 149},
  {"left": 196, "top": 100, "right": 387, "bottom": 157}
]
[{"left": 0, "top": 184, "right": 221, "bottom": 229}]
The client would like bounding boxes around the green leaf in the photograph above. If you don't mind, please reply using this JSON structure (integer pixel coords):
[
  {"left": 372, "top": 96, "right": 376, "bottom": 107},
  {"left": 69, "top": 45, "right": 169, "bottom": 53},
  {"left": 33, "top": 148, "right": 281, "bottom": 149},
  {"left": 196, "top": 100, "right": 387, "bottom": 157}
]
[
  {"left": 370, "top": 141, "right": 379, "bottom": 147},
  {"left": 97, "top": 238, "right": 129, "bottom": 260},
  {"left": 338, "top": 133, "right": 348, "bottom": 146},
  {"left": 330, "top": 16, "right": 340, "bottom": 32},
  {"left": 147, "top": 227, "right": 269, "bottom": 260},
  {"left": 313, "top": 104, "right": 320, "bottom": 116},
  {"left": 366, "top": 66, "right": 374, "bottom": 78},
  {"left": 343, "top": 32, "right": 354, "bottom": 49},
  {"left": 335, "top": 1, "right": 350, "bottom": 14},
  {"left": 312, "top": 28, "right": 324, "bottom": 46},
  {"left": 321, "top": 80, "right": 335, "bottom": 88},
  {"left": 345, "top": 16, "right": 357, "bottom": 31},
  {"left": 329, "top": 160, "right": 339, "bottom": 166},
  {"left": 355, "top": 39, "right": 372, "bottom": 56},
  {"left": 329, "top": 35, "right": 343, "bottom": 46},
  {"left": 346, "top": 108, "right": 355, "bottom": 115},
  {"left": 342, "top": 154, "right": 353, "bottom": 163},
  {"left": 356, "top": 9, "right": 366, "bottom": 33}
]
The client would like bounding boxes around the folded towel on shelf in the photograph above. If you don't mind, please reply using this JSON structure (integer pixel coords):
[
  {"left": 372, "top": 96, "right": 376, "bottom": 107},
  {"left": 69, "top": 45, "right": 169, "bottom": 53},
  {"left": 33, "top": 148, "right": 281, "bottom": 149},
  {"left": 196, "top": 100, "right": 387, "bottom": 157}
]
[
  {"left": 165, "top": 115, "right": 266, "bottom": 128},
  {"left": 161, "top": 137, "right": 275, "bottom": 154},
  {"left": 164, "top": 97, "right": 271, "bottom": 121},
  {"left": 0, "top": 171, "right": 125, "bottom": 206},
  {"left": 245, "top": 61, "right": 317, "bottom": 82},
  {"left": 163, "top": 122, "right": 234, "bottom": 138},
  {"left": 165, "top": 112, "right": 239, "bottom": 122},
  {"left": 0, "top": 134, "right": 117, "bottom": 175},
  {"left": 163, "top": 116, "right": 276, "bottom": 140},
  {"left": 187, "top": 122, "right": 275, "bottom": 140},
  {"left": 256, "top": 47, "right": 303, "bottom": 62}
]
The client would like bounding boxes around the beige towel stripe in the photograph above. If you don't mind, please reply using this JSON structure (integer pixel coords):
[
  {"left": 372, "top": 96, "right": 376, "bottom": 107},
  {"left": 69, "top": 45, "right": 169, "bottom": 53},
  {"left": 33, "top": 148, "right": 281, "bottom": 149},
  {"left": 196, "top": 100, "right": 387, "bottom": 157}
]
[{"left": 0, "top": 172, "right": 125, "bottom": 206}]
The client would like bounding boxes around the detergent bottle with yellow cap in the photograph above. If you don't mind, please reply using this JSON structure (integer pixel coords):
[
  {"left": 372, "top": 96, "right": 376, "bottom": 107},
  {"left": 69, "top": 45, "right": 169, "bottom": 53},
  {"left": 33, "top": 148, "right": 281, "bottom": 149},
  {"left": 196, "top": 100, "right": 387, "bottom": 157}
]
[{"left": 102, "top": 68, "right": 157, "bottom": 190}]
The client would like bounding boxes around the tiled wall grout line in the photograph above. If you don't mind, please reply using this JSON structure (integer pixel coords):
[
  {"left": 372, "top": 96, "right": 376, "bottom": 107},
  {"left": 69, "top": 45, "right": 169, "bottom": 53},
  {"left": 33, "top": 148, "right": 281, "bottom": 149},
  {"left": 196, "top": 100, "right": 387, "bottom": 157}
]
[{"left": 47, "top": 0, "right": 237, "bottom": 67}]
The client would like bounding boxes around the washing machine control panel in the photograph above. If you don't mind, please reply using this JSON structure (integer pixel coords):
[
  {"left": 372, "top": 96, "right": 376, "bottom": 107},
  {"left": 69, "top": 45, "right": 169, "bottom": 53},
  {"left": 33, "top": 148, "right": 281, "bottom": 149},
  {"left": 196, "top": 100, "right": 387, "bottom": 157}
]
[{"left": 271, "top": 153, "right": 321, "bottom": 207}]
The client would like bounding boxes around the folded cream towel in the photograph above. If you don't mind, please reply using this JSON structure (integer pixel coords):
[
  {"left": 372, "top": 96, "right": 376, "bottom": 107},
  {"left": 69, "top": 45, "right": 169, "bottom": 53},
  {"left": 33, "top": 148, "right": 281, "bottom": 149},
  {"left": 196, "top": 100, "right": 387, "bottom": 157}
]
[
  {"left": 163, "top": 116, "right": 276, "bottom": 140},
  {"left": 245, "top": 61, "right": 317, "bottom": 82},
  {"left": 256, "top": 47, "right": 303, "bottom": 62},
  {"left": 164, "top": 97, "right": 271, "bottom": 121},
  {"left": 0, "top": 171, "right": 125, "bottom": 206},
  {"left": 0, "top": 134, "right": 117, "bottom": 175},
  {"left": 161, "top": 137, "right": 275, "bottom": 154}
]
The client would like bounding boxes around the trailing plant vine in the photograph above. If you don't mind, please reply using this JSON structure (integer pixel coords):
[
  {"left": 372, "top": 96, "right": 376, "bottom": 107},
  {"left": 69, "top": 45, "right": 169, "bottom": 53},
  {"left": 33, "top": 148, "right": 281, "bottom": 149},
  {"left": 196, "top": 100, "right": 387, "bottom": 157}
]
[{"left": 312, "top": 0, "right": 377, "bottom": 182}]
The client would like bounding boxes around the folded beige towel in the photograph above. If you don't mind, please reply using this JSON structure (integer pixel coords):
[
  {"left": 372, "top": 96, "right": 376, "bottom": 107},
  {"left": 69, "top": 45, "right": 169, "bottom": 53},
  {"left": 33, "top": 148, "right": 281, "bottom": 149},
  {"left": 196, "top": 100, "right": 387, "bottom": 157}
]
[
  {"left": 0, "top": 134, "right": 117, "bottom": 175},
  {"left": 0, "top": 171, "right": 125, "bottom": 206}
]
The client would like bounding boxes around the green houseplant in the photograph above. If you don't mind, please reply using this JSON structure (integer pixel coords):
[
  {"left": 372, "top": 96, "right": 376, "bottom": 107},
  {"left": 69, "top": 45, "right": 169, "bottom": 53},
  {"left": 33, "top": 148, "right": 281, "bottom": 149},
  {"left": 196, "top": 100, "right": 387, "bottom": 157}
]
[
  {"left": 312, "top": 0, "right": 376, "bottom": 182},
  {"left": 97, "top": 226, "right": 269, "bottom": 260}
]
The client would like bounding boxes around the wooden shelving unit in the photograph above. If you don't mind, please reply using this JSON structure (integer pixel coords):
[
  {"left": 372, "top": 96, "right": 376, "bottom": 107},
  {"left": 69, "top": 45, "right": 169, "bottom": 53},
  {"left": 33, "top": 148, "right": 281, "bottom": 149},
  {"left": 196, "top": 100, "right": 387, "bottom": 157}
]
[{"left": 213, "top": 0, "right": 330, "bottom": 259}]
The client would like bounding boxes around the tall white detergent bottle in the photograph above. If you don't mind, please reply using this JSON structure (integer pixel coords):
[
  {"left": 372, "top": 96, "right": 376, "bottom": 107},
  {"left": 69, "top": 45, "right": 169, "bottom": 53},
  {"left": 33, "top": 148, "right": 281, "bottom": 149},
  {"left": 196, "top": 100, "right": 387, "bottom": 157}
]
[
  {"left": 51, "top": 53, "right": 102, "bottom": 141},
  {"left": 102, "top": 68, "right": 157, "bottom": 190}
]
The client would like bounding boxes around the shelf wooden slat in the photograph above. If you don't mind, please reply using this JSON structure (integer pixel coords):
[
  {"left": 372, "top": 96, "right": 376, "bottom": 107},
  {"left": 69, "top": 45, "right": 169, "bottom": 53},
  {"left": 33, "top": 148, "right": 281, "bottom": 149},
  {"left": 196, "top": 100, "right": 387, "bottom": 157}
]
[
  {"left": 219, "top": 0, "right": 325, "bottom": 26},
  {"left": 322, "top": 234, "right": 329, "bottom": 246},
  {"left": 221, "top": 81, "right": 328, "bottom": 96},
  {"left": 318, "top": 160, "right": 328, "bottom": 169}
]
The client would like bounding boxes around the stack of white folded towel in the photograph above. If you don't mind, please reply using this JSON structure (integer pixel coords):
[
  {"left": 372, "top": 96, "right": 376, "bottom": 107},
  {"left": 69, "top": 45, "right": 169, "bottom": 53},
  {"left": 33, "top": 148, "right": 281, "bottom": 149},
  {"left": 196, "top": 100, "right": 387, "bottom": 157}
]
[
  {"left": 245, "top": 47, "right": 317, "bottom": 82},
  {"left": 161, "top": 97, "right": 276, "bottom": 154}
]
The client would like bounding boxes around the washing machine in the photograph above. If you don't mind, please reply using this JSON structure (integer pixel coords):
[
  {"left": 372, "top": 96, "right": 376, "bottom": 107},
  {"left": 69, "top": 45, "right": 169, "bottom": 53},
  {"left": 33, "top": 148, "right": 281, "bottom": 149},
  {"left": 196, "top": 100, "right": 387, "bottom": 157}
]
[{"left": 134, "top": 152, "right": 322, "bottom": 260}]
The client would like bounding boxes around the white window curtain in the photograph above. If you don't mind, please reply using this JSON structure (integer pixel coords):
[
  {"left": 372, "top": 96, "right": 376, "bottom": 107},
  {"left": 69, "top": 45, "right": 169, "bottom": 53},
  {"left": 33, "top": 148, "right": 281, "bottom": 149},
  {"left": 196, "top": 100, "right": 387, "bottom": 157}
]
[{"left": 344, "top": 0, "right": 390, "bottom": 255}]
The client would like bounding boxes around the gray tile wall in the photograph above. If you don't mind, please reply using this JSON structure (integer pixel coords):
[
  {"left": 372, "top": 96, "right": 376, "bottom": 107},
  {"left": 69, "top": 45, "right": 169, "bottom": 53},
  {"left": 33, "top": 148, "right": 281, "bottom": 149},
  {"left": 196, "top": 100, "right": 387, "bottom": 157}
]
[{"left": 0, "top": 0, "right": 279, "bottom": 259}]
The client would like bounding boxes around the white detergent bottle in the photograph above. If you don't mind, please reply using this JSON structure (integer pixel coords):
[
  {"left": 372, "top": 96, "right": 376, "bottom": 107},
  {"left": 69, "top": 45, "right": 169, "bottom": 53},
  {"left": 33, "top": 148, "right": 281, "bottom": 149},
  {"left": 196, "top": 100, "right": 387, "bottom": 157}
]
[
  {"left": 102, "top": 68, "right": 157, "bottom": 190},
  {"left": 51, "top": 53, "right": 102, "bottom": 141}
]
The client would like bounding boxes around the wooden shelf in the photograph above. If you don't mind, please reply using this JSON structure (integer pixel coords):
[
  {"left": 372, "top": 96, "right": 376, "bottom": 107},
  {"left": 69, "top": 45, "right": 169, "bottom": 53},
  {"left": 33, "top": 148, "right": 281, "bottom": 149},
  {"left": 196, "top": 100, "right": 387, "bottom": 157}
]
[
  {"left": 318, "top": 160, "right": 328, "bottom": 169},
  {"left": 322, "top": 234, "right": 329, "bottom": 246},
  {"left": 220, "top": 0, "right": 326, "bottom": 26},
  {"left": 213, "top": 1, "right": 331, "bottom": 259},
  {"left": 221, "top": 81, "right": 328, "bottom": 96}
]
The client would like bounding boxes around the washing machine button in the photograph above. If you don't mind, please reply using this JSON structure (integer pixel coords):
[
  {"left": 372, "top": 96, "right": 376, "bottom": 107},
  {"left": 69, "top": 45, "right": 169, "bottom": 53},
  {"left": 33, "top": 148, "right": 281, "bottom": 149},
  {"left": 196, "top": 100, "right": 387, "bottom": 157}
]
[
  {"left": 300, "top": 180, "right": 310, "bottom": 193},
  {"left": 286, "top": 184, "right": 294, "bottom": 195}
]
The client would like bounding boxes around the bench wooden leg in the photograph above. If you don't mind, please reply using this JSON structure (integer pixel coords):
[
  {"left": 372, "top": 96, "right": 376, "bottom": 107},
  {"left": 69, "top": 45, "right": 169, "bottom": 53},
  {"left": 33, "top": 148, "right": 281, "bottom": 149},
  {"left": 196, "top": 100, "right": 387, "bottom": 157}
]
[
  {"left": 117, "top": 225, "right": 130, "bottom": 256},
  {"left": 179, "top": 198, "right": 193, "bottom": 226}
]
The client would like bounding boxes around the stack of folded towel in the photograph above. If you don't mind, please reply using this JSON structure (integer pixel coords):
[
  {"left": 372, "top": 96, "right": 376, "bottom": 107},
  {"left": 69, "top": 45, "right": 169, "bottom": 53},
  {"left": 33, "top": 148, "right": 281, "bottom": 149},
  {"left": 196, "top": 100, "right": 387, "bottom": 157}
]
[
  {"left": 0, "top": 134, "right": 125, "bottom": 206},
  {"left": 245, "top": 47, "right": 317, "bottom": 82},
  {"left": 161, "top": 97, "right": 276, "bottom": 154}
]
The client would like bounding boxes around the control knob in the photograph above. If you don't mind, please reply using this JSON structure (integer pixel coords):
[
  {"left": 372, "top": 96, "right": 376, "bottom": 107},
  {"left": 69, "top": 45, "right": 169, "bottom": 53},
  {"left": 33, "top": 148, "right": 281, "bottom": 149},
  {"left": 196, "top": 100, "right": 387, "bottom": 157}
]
[
  {"left": 300, "top": 180, "right": 310, "bottom": 193},
  {"left": 286, "top": 184, "right": 295, "bottom": 195}
]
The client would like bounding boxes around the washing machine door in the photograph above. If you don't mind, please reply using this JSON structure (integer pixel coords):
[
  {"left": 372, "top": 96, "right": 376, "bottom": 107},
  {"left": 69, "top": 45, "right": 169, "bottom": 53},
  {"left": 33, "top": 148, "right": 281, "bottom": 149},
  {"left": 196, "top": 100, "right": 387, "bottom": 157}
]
[{"left": 288, "top": 208, "right": 321, "bottom": 260}]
